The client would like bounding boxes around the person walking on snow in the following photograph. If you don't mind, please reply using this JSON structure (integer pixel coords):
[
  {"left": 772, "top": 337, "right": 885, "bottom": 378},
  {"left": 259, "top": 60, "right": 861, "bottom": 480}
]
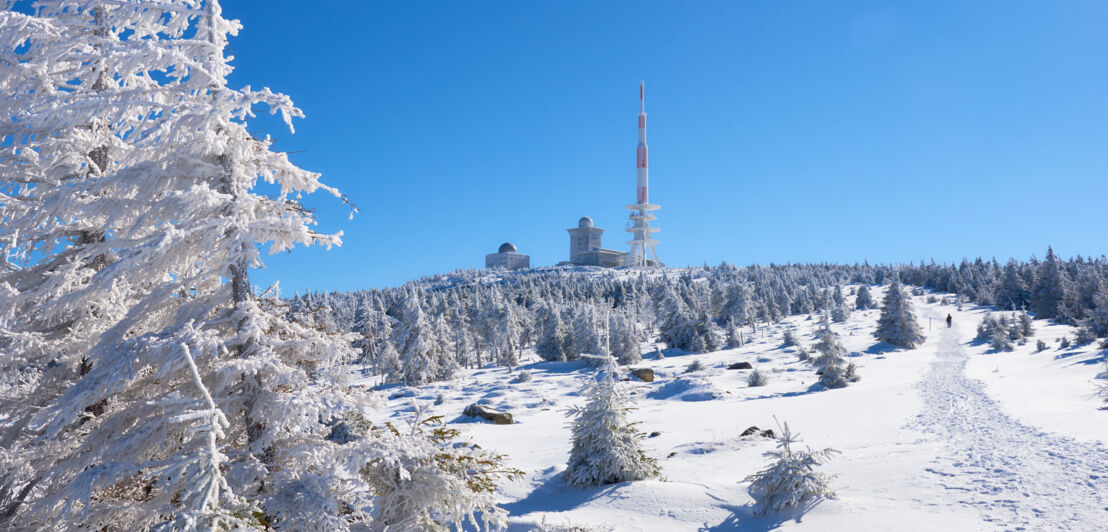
[{"left": 946, "top": 314, "right": 952, "bottom": 328}]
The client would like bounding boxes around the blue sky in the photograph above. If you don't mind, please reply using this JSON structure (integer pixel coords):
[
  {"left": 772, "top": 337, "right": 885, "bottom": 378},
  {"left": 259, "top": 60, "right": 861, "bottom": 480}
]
[{"left": 217, "top": 1, "right": 1108, "bottom": 294}]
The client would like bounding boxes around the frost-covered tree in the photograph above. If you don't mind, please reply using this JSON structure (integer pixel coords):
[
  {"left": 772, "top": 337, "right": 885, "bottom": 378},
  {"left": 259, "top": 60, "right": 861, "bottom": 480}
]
[
  {"left": 1017, "top": 310, "right": 1035, "bottom": 339},
  {"left": 692, "top": 310, "right": 725, "bottom": 353},
  {"left": 658, "top": 290, "right": 697, "bottom": 352},
  {"left": 782, "top": 328, "right": 800, "bottom": 348},
  {"left": 854, "top": 284, "right": 874, "bottom": 310},
  {"left": 608, "top": 311, "right": 643, "bottom": 365},
  {"left": 564, "top": 356, "right": 660, "bottom": 488},
  {"left": 812, "top": 315, "right": 857, "bottom": 388},
  {"left": 995, "top": 259, "right": 1031, "bottom": 310},
  {"left": 745, "top": 421, "right": 838, "bottom": 516},
  {"left": 535, "top": 303, "right": 569, "bottom": 361},
  {"left": 333, "top": 406, "right": 521, "bottom": 532},
  {"left": 1084, "top": 281, "right": 1108, "bottom": 338},
  {"left": 725, "top": 319, "right": 744, "bottom": 348},
  {"left": 874, "top": 278, "right": 925, "bottom": 348},
  {"left": 0, "top": 3, "right": 394, "bottom": 529},
  {"left": 571, "top": 304, "right": 606, "bottom": 358},
  {"left": 748, "top": 369, "right": 768, "bottom": 387},
  {"left": 1033, "top": 246, "right": 1071, "bottom": 320},
  {"left": 811, "top": 314, "right": 846, "bottom": 360},
  {"left": 394, "top": 296, "right": 441, "bottom": 386}
]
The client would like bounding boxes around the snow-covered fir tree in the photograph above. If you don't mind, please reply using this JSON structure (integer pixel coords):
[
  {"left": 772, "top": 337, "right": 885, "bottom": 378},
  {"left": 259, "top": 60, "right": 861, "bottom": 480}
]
[
  {"left": 0, "top": 3, "right": 427, "bottom": 529},
  {"left": 394, "top": 296, "right": 441, "bottom": 386},
  {"left": 746, "top": 421, "right": 838, "bottom": 516},
  {"left": 658, "top": 289, "right": 698, "bottom": 352},
  {"left": 854, "top": 284, "right": 874, "bottom": 310},
  {"left": 726, "top": 319, "right": 745, "bottom": 348},
  {"left": 1033, "top": 246, "right": 1071, "bottom": 321},
  {"left": 564, "top": 356, "right": 660, "bottom": 488},
  {"left": 874, "top": 278, "right": 925, "bottom": 348},
  {"left": 811, "top": 314, "right": 857, "bottom": 388},
  {"left": 535, "top": 303, "right": 569, "bottom": 361},
  {"left": 608, "top": 310, "right": 643, "bottom": 365}
]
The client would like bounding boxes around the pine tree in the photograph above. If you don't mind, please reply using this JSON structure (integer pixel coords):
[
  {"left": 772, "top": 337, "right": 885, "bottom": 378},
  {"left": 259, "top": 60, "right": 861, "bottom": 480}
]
[
  {"left": 726, "top": 319, "right": 745, "bottom": 348},
  {"left": 995, "top": 259, "right": 1031, "bottom": 310},
  {"left": 874, "top": 278, "right": 926, "bottom": 348},
  {"left": 855, "top": 284, "right": 874, "bottom": 310},
  {"left": 535, "top": 304, "right": 569, "bottom": 361},
  {"left": 658, "top": 290, "right": 697, "bottom": 352},
  {"left": 0, "top": 3, "right": 388, "bottom": 528},
  {"left": 1033, "top": 246, "right": 1071, "bottom": 320},
  {"left": 692, "top": 310, "right": 725, "bottom": 353},
  {"left": 1086, "top": 281, "right": 1108, "bottom": 338},
  {"left": 564, "top": 356, "right": 660, "bottom": 488},
  {"left": 746, "top": 421, "right": 838, "bottom": 516},
  {"left": 395, "top": 297, "right": 440, "bottom": 385},
  {"left": 609, "top": 311, "right": 643, "bottom": 365}
]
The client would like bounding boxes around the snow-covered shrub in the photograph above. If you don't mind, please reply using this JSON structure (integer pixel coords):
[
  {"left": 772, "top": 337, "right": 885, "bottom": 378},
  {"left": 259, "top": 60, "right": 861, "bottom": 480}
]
[
  {"left": 990, "top": 330, "right": 1014, "bottom": 352},
  {"left": 1074, "top": 326, "right": 1097, "bottom": 346},
  {"left": 1036, "top": 340, "right": 1048, "bottom": 352},
  {"left": 748, "top": 369, "right": 768, "bottom": 387},
  {"left": 745, "top": 421, "right": 838, "bottom": 516},
  {"left": 795, "top": 348, "right": 811, "bottom": 363},
  {"left": 1060, "top": 336, "right": 1072, "bottom": 349},
  {"left": 685, "top": 359, "right": 707, "bottom": 373},
  {"left": 1017, "top": 311, "right": 1034, "bottom": 338},
  {"left": 812, "top": 314, "right": 846, "bottom": 358},
  {"left": 564, "top": 357, "right": 660, "bottom": 488},
  {"left": 352, "top": 407, "right": 522, "bottom": 531},
  {"left": 818, "top": 361, "right": 859, "bottom": 389},
  {"left": 514, "top": 370, "right": 533, "bottom": 383},
  {"left": 830, "top": 305, "right": 849, "bottom": 323},
  {"left": 926, "top": 295, "right": 938, "bottom": 304},
  {"left": 782, "top": 329, "right": 799, "bottom": 348},
  {"left": 874, "top": 278, "right": 925, "bottom": 348}
]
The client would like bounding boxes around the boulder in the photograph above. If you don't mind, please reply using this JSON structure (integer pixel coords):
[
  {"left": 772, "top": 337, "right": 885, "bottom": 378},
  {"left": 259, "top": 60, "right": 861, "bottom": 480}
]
[
  {"left": 649, "top": 431, "right": 662, "bottom": 438},
  {"left": 631, "top": 368, "right": 655, "bottom": 382},
  {"left": 728, "top": 362, "right": 753, "bottom": 370},
  {"left": 463, "top": 404, "right": 514, "bottom": 425},
  {"left": 740, "top": 426, "right": 775, "bottom": 439}
]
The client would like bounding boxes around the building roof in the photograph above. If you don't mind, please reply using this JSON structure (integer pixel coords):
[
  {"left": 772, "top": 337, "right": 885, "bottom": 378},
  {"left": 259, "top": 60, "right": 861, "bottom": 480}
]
[
  {"left": 498, "top": 242, "right": 518, "bottom": 254},
  {"left": 578, "top": 216, "right": 593, "bottom": 228}
]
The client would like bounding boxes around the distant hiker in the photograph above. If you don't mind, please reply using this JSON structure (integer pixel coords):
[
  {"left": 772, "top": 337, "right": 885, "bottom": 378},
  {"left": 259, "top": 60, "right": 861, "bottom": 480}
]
[{"left": 946, "top": 314, "right": 953, "bottom": 328}]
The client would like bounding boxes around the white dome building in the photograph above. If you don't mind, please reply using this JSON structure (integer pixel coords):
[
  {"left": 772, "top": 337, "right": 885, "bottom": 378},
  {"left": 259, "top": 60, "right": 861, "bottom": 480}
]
[{"left": 485, "top": 242, "right": 530, "bottom": 271}]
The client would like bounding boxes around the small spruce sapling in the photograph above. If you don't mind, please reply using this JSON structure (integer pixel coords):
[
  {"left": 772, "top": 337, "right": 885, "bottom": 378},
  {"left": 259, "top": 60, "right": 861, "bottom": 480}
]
[
  {"left": 748, "top": 369, "right": 768, "bottom": 387},
  {"left": 874, "top": 278, "right": 925, "bottom": 348},
  {"left": 564, "top": 356, "right": 660, "bottom": 488},
  {"left": 746, "top": 420, "right": 838, "bottom": 516}
]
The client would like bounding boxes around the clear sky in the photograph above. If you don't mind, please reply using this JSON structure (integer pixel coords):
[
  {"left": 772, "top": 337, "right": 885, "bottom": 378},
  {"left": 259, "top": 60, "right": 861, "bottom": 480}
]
[{"left": 215, "top": 0, "right": 1108, "bottom": 294}]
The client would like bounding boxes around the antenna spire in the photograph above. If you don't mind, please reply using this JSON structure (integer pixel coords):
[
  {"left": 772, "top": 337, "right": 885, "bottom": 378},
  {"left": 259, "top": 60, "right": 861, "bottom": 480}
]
[{"left": 640, "top": 81, "right": 645, "bottom": 113}]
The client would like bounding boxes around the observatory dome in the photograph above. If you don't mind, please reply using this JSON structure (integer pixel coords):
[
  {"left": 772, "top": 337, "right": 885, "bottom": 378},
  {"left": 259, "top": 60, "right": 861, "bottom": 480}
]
[
  {"left": 578, "top": 216, "right": 594, "bottom": 228},
  {"left": 498, "top": 242, "right": 518, "bottom": 254}
]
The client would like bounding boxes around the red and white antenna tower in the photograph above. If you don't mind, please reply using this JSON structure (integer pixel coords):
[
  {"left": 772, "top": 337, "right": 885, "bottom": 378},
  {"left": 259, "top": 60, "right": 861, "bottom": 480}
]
[{"left": 626, "top": 81, "right": 661, "bottom": 267}]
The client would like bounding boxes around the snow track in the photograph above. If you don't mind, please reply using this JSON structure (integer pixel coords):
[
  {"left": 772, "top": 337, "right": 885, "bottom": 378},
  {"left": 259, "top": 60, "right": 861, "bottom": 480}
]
[{"left": 913, "top": 321, "right": 1108, "bottom": 530}]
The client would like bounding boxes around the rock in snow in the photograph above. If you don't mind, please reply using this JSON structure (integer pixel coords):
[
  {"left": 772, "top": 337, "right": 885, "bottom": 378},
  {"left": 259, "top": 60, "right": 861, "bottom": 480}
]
[
  {"left": 631, "top": 368, "right": 655, "bottom": 382},
  {"left": 728, "top": 361, "right": 754, "bottom": 370},
  {"left": 463, "top": 403, "right": 514, "bottom": 424}
]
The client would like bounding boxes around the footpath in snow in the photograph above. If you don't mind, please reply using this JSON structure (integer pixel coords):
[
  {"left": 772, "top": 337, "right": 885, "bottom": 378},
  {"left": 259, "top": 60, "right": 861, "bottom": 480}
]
[{"left": 913, "top": 315, "right": 1108, "bottom": 530}]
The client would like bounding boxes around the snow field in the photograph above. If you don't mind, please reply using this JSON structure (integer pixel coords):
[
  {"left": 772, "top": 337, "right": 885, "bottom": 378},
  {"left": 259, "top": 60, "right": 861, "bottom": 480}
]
[{"left": 358, "top": 291, "right": 1107, "bottom": 530}]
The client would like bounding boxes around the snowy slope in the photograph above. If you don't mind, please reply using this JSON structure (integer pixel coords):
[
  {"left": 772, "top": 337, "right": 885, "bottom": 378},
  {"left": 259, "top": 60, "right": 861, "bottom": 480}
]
[{"left": 355, "top": 290, "right": 1108, "bottom": 531}]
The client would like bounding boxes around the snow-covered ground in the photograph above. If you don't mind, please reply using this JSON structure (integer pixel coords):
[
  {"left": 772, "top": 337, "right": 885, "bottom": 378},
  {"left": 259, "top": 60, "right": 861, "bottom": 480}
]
[{"left": 356, "top": 291, "right": 1108, "bottom": 531}]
